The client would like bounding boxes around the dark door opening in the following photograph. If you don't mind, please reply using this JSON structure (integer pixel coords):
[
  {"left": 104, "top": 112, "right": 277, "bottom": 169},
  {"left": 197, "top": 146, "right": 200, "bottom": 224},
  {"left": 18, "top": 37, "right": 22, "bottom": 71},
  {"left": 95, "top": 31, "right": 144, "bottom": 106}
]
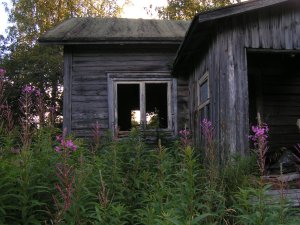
[
  {"left": 117, "top": 84, "right": 140, "bottom": 131},
  {"left": 248, "top": 51, "right": 300, "bottom": 165}
]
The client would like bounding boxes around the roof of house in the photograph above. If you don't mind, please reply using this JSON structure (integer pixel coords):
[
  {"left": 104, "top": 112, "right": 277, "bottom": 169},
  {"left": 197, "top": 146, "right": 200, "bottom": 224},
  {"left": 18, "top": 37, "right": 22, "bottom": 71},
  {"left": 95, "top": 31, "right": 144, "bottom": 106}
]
[
  {"left": 39, "top": 18, "right": 190, "bottom": 45},
  {"left": 173, "top": 0, "right": 297, "bottom": 75}
]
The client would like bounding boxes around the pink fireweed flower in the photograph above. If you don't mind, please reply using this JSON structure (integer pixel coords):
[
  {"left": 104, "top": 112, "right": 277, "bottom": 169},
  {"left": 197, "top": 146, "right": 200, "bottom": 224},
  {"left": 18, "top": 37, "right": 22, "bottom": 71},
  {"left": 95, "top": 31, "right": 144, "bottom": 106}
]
[
  {"left": 249, "top": 123, "right": 269, "bottom": 146},
  {"left": 249, "top": 123, "right": 269, "bottom": 176},
  {"left": 56, "top": 135, "right": 62, "bottom": 141},
  {"left": 179, "top": 127, "right": 191, "bottom": 147},
  {"left": 55, "top": 134, "right": 77, "bottom": 154},
  {"left": 55, "top": 146, "right": 62, "bottom": 152},
  {"left": 35, "top": 88, "right": 41, "bottom": 96},
  {"left": 22, "top": 85, "right": 35, "bottom": 94},
  {"left": 0, "top": 68, "right": 6, "bottom": 76},
  {"left": 200, "top": 118, "right": 214, "bottom": 142},
  {"left": 49, "top": 105, "right": 56, "bottom": 113},
  {"left": 66, "top": 140, "right": 77, "bottom": 151}
]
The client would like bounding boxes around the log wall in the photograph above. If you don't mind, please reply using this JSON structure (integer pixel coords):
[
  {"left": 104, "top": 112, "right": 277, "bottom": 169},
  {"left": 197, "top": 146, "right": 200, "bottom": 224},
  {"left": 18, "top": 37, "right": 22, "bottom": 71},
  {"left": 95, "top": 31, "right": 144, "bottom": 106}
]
[{"left": 64, "top": 45, "right": 188, "bottom": 138}]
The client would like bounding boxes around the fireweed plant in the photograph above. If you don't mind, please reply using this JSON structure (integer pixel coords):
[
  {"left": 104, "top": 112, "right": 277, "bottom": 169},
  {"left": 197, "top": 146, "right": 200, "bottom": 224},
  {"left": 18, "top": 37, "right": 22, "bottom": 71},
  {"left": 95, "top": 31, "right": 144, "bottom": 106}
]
[
  {"left": 50, "top": 133, "right": 77, "bottom": 224},
  {"left": 1, "top": 75, "right": 300, "bottom": 225},
  {"left": 249, "top": 123, "right": 269, "bottom": 177}
]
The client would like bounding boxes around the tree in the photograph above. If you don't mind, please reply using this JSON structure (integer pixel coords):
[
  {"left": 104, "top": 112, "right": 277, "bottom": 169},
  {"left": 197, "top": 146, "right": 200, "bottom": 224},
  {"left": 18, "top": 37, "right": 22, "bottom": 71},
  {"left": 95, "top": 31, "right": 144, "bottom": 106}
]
[
  {"left": 156, "top": 0, "right": 241, "bottom": 20},
  {"left": 1, "top": 0, "right": 128, "bottom": 124}
]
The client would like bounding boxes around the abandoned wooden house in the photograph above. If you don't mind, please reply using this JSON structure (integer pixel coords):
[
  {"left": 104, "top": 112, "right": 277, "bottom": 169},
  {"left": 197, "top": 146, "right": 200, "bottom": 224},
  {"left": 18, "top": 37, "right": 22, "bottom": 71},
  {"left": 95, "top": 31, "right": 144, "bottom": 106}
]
[
  {"left": 39, "top": 18, "right": 190, "bottom": 142},
  {"left": 40, "top": 0, "right": 300, "bottom": 159},
  {"left": 173, "top": 0, "right": 300, "bottom": 159}
]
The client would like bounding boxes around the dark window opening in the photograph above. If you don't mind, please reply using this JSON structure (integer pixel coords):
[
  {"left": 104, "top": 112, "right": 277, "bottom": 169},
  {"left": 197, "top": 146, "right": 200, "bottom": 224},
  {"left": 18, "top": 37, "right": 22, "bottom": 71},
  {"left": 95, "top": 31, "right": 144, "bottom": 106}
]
[
  {"left": 117, "top": 84, "right": 139, "bottom": 131},
  {"left": 146, "top": 83, "right": 168, "bottom": 129}
]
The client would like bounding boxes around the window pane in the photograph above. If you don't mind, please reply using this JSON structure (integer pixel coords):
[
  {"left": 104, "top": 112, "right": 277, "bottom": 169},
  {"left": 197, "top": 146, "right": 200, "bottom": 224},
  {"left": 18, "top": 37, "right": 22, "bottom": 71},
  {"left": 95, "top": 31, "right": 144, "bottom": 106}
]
[
  {"left": 145, "top": 83, "right": 168, "bottom": 128},
  {"left": 117, "top": 84, "right": 140, "bottom": 131},
  {"left": 199, "top": 80, "right": 208, "bottom": 104}
]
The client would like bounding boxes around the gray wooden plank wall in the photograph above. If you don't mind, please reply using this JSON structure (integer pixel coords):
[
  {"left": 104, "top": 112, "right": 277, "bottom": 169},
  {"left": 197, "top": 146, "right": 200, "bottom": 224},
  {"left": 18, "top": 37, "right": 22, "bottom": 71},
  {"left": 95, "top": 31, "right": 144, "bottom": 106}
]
[
  {"left": 68, "top": 45, "right": 188, "bottom": 138},
  {"left": 189, "top": 5, "right": 300, "bottom": 157}
]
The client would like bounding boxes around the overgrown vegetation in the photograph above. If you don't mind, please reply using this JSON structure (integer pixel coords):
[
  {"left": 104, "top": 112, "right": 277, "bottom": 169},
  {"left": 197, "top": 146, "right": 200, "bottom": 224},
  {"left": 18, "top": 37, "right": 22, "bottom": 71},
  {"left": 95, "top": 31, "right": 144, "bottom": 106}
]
[{"left": 1, "top": 69, "right": 300, "bottom": 224}]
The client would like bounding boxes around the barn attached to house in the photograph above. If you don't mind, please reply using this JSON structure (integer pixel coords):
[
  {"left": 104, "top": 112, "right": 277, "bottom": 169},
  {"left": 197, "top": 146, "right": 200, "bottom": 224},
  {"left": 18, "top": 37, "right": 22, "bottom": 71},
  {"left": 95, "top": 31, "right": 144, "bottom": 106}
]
[
  {"left": 173, "top": 0, "right": 300, "bottom": 159},
  {"left": 39, "top": 18, "right": 190, "bottom": 142}
]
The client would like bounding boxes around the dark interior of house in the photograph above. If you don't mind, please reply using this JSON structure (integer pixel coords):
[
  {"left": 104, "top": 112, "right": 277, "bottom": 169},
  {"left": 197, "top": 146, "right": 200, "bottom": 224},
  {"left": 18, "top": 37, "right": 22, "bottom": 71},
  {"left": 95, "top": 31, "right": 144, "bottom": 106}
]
[
  {"left": 117, "top": 84, "right": 140, "bottom": 131},
  {"left": 248, "top": 51, "right": 300, "bottom": 171},
  {"left": 117, "top": 83, "right": 168, "bottom": 131},
  {"left": 145, "top": 83, "right": 168, "bottom": 129}
]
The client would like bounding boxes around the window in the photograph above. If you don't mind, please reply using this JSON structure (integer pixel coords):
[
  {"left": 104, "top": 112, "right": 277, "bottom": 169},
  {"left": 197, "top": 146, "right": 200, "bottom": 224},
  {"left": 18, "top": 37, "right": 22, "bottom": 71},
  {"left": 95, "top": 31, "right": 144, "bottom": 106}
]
[
  {"left": 197, "top": 72, "right": 210, "bottom": 141},
  {"left": 198, "top": 72, "right": 209, "bottom": 109},
  {"left": 108, "top": 72, "right": 175, "bottom": 136}
]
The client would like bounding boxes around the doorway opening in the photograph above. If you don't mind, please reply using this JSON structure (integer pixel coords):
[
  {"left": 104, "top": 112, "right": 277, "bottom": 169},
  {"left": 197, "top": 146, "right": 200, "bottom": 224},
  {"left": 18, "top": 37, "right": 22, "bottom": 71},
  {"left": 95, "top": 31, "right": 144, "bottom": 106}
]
[{"left": 248, "top": 51, "right": 300, "bottom": 171}]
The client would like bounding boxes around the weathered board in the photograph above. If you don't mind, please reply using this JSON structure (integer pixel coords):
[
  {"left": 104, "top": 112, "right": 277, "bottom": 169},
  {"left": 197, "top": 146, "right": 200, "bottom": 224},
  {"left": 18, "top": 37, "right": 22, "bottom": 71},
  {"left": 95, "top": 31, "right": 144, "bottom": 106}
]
[{"left": 179, "top": 1, "right": 300, "bottom": 157}]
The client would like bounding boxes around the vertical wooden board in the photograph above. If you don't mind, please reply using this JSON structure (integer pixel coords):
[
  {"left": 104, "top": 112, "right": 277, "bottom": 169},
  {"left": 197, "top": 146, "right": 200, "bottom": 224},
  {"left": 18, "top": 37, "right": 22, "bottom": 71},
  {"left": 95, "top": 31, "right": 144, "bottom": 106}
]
[
  {"left": 290, "top": 8, "right": 297, "bottom": 49},
  {"left": 63, "top": 47, "right": 72, "bottom": 134},
  {"left": 172, "top": 78, "right": 178, "bottom": 134},
  {"left": 209, "top": 32, "right": 221, "bottom": 155},
  {"left": 243, "top": 14, "right": 250, "bottom": 48},
  {"left": 236, "top": 18, "right": 250, "bottom": 156},
  {"left": 279, "top": 7, "right": 286, "bottom": 49},
  {"left": 250, "top": 12, "right": 260, "bottom": 48},
  {"left": 270, "top": 8, "right": 282, "bottom": 49},
  {"left": 227, "top": 29, "right": 237, "bottom": 155},
  {"left": 177, "top": 78, "right": 189, "bottom": 130},
  {"left": 283, "top": 7, "right": 293, "bottom": 49},
  {"left": 258, "top": 10, "right": 272, "bottom": 49},
  {"left": 214, "top": 41, "right": 221, "bottom": 153},
  {"left": 218, "top": 31, "right": 228, "bottom": 155},
  {"left": 232, "top": 19, "right": 242, "bottom": 155},
  {"left": 107, "top": 74, "right": 114, "bottom": 130},
  {"left": 294, "top": 9, "right": 300, "bottom": 49}
]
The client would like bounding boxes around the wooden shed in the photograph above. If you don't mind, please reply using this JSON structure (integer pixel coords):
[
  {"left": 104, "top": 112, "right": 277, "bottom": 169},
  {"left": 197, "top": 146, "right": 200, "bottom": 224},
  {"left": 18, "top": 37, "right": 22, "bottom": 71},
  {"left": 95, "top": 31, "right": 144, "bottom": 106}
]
[
  {"left": 173, "top": 0, "right": 300, "bottom": 159},
  {"left": 39, "top": 18, "right": 190, "bottom": 141}
]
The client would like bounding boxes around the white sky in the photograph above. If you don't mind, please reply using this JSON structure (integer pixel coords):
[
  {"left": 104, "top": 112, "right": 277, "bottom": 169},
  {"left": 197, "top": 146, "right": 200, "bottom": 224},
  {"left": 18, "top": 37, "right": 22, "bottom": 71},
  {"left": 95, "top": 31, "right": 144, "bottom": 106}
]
[{"left": 0, "top": 0, "right": 167, "bottom": 37}]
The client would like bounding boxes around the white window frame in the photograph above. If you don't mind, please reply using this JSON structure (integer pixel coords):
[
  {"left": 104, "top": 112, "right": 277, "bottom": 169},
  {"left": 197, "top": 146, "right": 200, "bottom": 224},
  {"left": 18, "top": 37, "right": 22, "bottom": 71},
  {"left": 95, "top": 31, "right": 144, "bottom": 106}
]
[{"left": 107, "top": 72, "right": 177, "bottom": 136}]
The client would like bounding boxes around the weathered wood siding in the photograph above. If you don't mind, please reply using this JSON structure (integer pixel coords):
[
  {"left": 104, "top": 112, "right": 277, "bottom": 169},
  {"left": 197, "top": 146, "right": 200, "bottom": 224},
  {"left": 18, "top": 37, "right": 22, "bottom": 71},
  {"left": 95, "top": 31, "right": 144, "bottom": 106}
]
[
  {"left": 188, "top": 4, "right": 300, "bottom": 157},
  {"left": 64, "top": 45, "right": 188, "bottom": 137}
]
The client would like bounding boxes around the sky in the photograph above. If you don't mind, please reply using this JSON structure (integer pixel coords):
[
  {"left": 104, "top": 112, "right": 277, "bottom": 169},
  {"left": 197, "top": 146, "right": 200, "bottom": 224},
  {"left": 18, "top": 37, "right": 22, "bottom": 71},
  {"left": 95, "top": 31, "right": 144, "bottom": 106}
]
[{"left": 0, "top": 0, "right": 167, "bottom": 37}]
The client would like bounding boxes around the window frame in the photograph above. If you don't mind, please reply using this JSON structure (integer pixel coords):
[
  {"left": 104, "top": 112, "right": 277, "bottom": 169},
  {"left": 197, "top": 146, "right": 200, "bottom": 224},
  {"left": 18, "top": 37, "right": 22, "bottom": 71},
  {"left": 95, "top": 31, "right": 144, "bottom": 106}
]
[
  {"left": 197, "top": 71, "right": 210, "bottom": 111},
  {"left": 107, "top": 72, "right": 176, "bottom": 136},
  {"left": 196, "top": 71, "right": 210, "bottom": 144}
]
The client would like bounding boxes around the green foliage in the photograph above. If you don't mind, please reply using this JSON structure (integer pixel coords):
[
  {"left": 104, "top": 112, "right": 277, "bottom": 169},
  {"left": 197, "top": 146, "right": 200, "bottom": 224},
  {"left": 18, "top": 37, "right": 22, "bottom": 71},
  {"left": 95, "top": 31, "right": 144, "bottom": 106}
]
[
  {"left": 0, "top": 127, "right": 300, "bottom": 224},
  {"left": 233, "top": 185, "right": 300, "bottom": 225},
  {"left": 0, "top": 0, "right": 129, "bottom": 124},
  {"left": 156, "top": 0, "right": 242, "bottom": 20}
]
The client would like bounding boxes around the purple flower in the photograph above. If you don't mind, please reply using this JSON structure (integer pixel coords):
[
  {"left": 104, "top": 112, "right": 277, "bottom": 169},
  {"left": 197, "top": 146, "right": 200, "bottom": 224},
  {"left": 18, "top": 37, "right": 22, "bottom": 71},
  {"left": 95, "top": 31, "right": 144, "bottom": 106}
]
[
  {"left": 22, "top": 85, "right": 34, "bottom": 94},
  {"left": 179, "top": 127, "right": 191, "bottom": 147},
  {"left": 54, "top": 134, "right": 77, "bottom": 153},
  {"left": 65, "top": 140, "right": 77, "bottom": 151},
  {"left": 200, "top": 118, "right": 214, "bottom": 142},
  {"left": 49, "top": 105, "right": 56, "bottom": 113},
  {"left": 35, "top": 89, "right": 41, "bottom": 96},
  {"left": 56, "top": 135, "right": 62, "bottom": 141},
  {"left": 249, "top": 123, "right": 269, "bottom": 145},
  {"left": 55, "top": 146, "right": 61, "bottom": 152},
  {"left": 0, "top": 68, "right": 6, "bottom": 76}
]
